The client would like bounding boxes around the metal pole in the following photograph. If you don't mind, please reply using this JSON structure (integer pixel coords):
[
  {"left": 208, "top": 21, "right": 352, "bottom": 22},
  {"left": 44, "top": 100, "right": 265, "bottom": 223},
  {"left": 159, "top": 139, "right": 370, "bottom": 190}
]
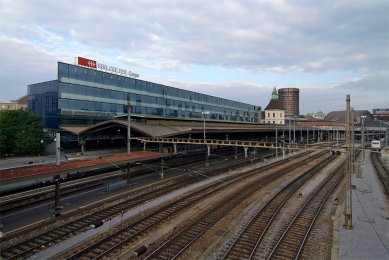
[
  {"left": 276, "top": 124, "right": 278, "bottom": 157},
  {"left": 293, "top": 117, "right": 296, "bottom": 143},
  {"left": 54, "top": 175, "right": 60, "bottom": 209},
  {"left": 337, "top": 125, "right": 339, "bottom": 145},
  {"left": 288, "top": 118, "right": 291, "bottom": 144},
  {"left": 206, "top": 145, "right": 210, "bottom": 167},
  {"left": 361, "top": 116, "right": 366, "bottom": 161},
  {"left": 318, "top": 128, "right": 320, "bottom": 142},
  {"left": 126, "top": 163, "right": 131, "bottom": 186},
  {"left": 127, "top": 102, "right": 131, "bottom": 155},
  {"left": 203, "top": 116, "right": 206, "bottom": 140},
  {"left": 313, "top": 126, "right": 315, "bottom": 142},
  {"left": 344, "top": 94, "right": 353, "bottom": 229},
  {"left": 306, "top": 125, "right": 309, "bottom": 145},
  {"left": 56, "top": 133, "right": 60, "bottom": 166},
  {"left": 351, "top": 108, "right": 355, "bottom": 167},
  {"left": 160, "top": 159, "right": 164, "bottom": 178},
  {"left": 300, "top": 126, "right": 302, "bottom": 143}
]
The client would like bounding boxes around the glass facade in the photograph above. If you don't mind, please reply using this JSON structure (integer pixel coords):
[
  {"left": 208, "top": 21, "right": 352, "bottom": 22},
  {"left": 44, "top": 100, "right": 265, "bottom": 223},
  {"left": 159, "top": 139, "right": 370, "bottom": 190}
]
[
  {"left": 29, "top": 62, "right": 261, "bottom": 128},
  {"left": 28, "top": 80, "right": 59, "bottom": 128}
]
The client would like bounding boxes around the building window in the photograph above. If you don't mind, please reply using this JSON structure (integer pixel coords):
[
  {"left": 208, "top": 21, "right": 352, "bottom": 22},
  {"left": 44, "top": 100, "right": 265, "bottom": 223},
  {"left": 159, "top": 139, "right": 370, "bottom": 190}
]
[
  {"left": 280, "top": 113, "right": 282, "bottom": 117},
  {"left": 273, "top": 112, "right": 275, "bottom": 117},
  {"left": 268, "top": 112, "right": 270, "bottom": 118}
]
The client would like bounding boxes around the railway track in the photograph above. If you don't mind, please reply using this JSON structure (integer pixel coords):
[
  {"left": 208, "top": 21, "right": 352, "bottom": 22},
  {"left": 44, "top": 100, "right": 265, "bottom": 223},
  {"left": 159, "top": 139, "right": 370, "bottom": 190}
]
[
  {"left": 266, "top": 164, "right": 343, "bottom": 259},
  {"left": 220, "top": 155, "right": 337, "bottom": 259},
  {"left": 0, "top": 178, "right": 103, "bottom": 213},
  {"left": 62, "top": 151, "right": 326, "bottom": 259},
  {"left": 142, "top": 152, "right": 335, "bottom": 259},
  {"left": 0, "top": 150, "right": 236, "bottom": 213},
  {"left": 371, "top": 151, "right": 389, "bottom": 195},
  {"left": 1, "top": 150, "right": 308, "bottom": 259}
]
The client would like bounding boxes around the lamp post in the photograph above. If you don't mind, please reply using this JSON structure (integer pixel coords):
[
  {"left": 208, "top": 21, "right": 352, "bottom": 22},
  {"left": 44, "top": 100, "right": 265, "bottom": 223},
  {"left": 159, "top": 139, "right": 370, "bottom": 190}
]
[
  {"left": 288, "top": 117, "right": 291, "bottom": 144},
  {"left": 55, "top": 133, "right": 60, "bottom": 166},
  {"left": 344, "top": 94, "right": 353, "bottom": 229},
  {"left": 361, "top": 115, "right": 366, "bottom": 161},
  {"left": 202, "top": 111, "right": 209, "bottom": 141},
  {"left": 127, "top": 99, "right": 131, "bottom": 156},
  {"left": 293, "top": 116, "right": 296, "bottom": 144},
  {"left": 202, "top": 111, "right": 210, "bottom": 167},
  {"left": 275, "top": 123, "right": 278, "bottom": 157}
]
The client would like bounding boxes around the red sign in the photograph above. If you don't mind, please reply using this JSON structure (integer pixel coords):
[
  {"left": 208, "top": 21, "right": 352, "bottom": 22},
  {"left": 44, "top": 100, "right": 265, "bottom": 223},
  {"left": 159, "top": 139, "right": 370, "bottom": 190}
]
[{"left": 78, "top": 57, "right": 96, "bottom": 69}]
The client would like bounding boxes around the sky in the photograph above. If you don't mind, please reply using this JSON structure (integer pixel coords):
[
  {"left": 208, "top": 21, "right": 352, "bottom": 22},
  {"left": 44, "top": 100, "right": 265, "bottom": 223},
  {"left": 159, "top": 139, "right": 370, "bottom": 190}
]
[{"left": 0, "top": 0, "right": 388, "bottom": 114}]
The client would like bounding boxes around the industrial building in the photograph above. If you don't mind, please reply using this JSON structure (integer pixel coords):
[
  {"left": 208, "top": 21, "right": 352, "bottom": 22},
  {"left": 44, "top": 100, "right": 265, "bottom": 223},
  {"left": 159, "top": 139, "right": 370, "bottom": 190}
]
[{"left": 278, "top": 88, "right": 299, "bottom": 116}]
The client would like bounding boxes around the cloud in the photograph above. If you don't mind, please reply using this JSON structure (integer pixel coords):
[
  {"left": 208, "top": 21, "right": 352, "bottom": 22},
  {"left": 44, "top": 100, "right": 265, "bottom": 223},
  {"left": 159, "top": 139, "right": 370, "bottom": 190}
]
[
  {"left": 1, "top": 0, "right": 387, "bottom": 73},
  {"left": 165, "top": 79, "right": 271, "bottom": 107},
  {"left": 0, "top": 36, "right": 58, "bottom": 100},
  {"left": 0, "top": 0, "right": 387, "bottom": 113}
]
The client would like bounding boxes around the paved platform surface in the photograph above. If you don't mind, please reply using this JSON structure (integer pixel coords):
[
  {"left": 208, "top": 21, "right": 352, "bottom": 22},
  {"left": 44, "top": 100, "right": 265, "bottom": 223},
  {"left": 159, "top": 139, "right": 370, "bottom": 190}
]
[
  {"left": 0, "top": 150, "right": 162, "bottom": 182},
  {"left": 337, "top": 150, "right": 389, "bottom": 259}
]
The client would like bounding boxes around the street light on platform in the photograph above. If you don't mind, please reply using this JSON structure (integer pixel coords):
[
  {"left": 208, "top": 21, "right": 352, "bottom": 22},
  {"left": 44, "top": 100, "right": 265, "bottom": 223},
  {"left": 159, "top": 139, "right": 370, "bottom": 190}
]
[
  {"left": 127, "top": 100, "right": 131, "bottom": 156},
  {"left": 202, "top": 111, "right": 209, "bottom": 140},
  {"left": 361, "top": 115, "right": 366, "bottom": 161},
  {"left": 344, "top": 94, "right": 353, "bottom": 229}
]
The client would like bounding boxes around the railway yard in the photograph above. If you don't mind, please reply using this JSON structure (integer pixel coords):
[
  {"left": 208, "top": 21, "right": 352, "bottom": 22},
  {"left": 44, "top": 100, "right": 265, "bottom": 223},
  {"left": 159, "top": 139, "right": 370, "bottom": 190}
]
[{"left": 0, "top": 145, "right": 388, "bottom": 259}]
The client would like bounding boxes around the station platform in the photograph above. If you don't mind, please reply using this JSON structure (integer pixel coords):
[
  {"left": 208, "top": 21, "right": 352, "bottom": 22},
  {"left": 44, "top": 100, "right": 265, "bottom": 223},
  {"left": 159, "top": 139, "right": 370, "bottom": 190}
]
[
  {"left": 335, "top": 149, "right": 389, "bottom": 259},
  {"left": 0, "top": 150, "right": 163, "bottom": 184}
]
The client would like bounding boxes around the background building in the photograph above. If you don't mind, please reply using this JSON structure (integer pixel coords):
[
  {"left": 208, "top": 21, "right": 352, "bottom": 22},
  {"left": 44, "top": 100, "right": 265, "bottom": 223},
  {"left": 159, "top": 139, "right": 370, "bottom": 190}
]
[
  {"left": 324, "top": 110, "right": 373, "bottom": 124},
  {"left": 28, "top": 62, "right": 261, "bottom": 129},
  {"left": 372, "top": 108, "right": 389, "bottom": 121},
  {"left": 0, "top": 95, "right": 28, "bottom": 111},
  {"left": 278, "top": 88, "right": 299, "bottom": 116},
  {"left": 262, "top": 87, "right": 285, "bottom": 124}
]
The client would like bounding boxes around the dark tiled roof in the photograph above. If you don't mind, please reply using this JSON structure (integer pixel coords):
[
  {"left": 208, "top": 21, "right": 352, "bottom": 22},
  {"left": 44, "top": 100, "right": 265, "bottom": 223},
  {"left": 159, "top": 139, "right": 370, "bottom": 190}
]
[
  {"left": 16, "top": 95, "right": 28, "bottom": 104},
  {"left": 264, "top": 99, "right": 283, "bottom": 110},
  {"left": 324, "top": 110, "right": 373, "bottom": 122}
]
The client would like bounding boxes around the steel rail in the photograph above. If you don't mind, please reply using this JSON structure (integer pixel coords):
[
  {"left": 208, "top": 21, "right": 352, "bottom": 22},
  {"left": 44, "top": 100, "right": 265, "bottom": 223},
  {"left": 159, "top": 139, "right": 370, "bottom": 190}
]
[
  {"left": 1, "top": 150, "right": 312, "bottom": 259},
  {"left": 267, "top": 164, "right": 343, "bottom": 260},
  {"left": 221, "top": 155, "right": 336, "bottom": 259},
  {"left": 143, "top": 152, "right": 331, "bottom": 259},
  {"left": 64, "top": 151, "right": 318, "bottom": 259},
  {"left": 371, "top": 152, "right": 389, "bottom": 195}
]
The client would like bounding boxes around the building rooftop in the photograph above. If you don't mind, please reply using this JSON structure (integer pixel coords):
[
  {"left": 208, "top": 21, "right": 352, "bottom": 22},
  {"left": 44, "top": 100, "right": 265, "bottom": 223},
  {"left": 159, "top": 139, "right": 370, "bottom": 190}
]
[{"left": 324, "top": 110, "right": 373, "bottom": 123}]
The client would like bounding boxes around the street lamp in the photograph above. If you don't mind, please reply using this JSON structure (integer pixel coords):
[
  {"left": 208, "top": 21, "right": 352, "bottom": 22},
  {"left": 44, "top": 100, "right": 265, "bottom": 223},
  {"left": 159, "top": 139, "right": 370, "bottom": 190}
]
[
  {"left": 202, "top": 111, "right": 210, "bottom": 141},
  {"left": 127, "top": 99, "right": 131, "bottom": 156},
  {"left": 293, "top": 117, "right": 296, "bottom": 144},
  {"left": 361, "top": 115, "right": 366, "bottom": 161}
]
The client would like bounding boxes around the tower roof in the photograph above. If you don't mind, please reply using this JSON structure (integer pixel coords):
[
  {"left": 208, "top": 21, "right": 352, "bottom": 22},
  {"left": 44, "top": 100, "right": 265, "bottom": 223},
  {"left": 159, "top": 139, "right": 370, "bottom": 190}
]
[
  {"left": 271, "top": 86, "right": 278, "bottom": 100},
  {"left": 264, "top": 99, "right": 283, "bottom": 110},
  {"left": 265, "top": 86, "right": 283, "bottom": 110}
]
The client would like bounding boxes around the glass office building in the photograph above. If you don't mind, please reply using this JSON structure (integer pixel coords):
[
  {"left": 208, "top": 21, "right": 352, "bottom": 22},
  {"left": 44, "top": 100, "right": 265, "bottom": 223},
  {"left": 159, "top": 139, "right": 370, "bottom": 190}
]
[{"left": 28, "top": 62, "right": 261, "bottom": 128}]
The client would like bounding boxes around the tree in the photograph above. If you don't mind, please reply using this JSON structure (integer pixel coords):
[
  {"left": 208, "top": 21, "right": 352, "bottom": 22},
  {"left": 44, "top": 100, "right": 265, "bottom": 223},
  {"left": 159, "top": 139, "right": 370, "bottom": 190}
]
[{"left": 0, "top": 110, "right": 50, "bottom": 155}]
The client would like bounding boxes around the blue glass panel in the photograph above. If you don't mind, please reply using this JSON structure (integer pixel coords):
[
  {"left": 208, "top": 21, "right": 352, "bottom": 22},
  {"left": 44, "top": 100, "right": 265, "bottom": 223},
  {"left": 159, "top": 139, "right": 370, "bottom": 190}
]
[
  {"left": 86, "top": 69, "right": 95, "bottom": 82},
  {"left": 78, "top": 86, "right": 87, "bottom": 96},
  {"left": 78, "top": 67, "right": 86, "bottom": 81},
  {"left": 68, "top": 66, "right": 78, "bottom": 79},
  {"left": 58, "top": 63, "right": 69, "bottom": 78}
]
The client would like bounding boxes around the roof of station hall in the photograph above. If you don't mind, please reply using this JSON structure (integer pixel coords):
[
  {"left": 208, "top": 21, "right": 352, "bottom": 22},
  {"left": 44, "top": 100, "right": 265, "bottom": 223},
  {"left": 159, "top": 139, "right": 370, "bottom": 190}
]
[{"left": 59, "top": 119, "right": 281, "bottom": 138}]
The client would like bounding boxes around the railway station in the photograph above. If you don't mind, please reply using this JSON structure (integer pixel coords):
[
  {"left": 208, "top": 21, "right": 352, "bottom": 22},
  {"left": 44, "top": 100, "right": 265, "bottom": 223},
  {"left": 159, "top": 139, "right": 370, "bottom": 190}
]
[{"left": 1, "top": 58, "right": 388, "bottom": 259}]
